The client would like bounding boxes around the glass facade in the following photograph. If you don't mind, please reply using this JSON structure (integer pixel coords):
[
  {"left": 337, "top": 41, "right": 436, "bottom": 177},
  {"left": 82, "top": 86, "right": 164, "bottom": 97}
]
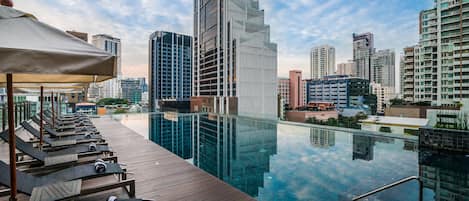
[
  {"left": 193, "top": 0, "right": 278, "bottom": 119},
  {"left": 149, "top": 31, "right": 192, "bottom": 111}
]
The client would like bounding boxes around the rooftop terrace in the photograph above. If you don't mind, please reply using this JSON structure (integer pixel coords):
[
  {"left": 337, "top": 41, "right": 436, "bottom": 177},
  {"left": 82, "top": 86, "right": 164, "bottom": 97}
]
[{"left": 0, "top": 116, "right": 254, "bottom": 201}]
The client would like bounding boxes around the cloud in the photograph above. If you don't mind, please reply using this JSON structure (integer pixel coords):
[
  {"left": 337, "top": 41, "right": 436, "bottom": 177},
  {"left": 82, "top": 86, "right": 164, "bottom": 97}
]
[{"left": 13, "top": 0, "right": 432, "bottom": 86}]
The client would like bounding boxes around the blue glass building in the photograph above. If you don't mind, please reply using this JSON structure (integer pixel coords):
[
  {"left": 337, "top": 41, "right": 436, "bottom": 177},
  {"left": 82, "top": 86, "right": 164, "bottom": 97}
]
[{"left": 149, "top": 31, "right": 192, "bottom": 111}]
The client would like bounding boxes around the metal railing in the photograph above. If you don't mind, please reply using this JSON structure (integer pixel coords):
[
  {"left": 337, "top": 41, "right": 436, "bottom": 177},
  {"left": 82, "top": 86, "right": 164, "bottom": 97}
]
[
  {"left": 352, "top": 176, "right": 422, "bottom": 201},
  {"left": 0, "top": 101, "right": 36, "bottom": 131}
]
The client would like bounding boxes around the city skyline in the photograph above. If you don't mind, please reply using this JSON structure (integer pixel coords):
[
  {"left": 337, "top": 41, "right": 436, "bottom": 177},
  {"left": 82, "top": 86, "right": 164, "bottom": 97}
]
[{"left": 13, "top": 0, "right": 431, "bottom": 82}]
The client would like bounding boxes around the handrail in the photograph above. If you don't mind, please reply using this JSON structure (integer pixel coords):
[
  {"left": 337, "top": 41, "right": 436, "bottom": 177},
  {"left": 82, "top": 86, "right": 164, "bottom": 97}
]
[{"left": 352, "top": 176, "right": 423, "bottom": 201}]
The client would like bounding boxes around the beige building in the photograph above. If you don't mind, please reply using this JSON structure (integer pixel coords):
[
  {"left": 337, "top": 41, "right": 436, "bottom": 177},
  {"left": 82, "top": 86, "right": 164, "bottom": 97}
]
[
  {"left": 278, "top": 78, "right": 290, "bottom": 106},
  {"left": 337, "top": 61, "right": 354, "bottom": 76},
  {"left": 401, "top": 46, "right": 418, "bottom": 102},
  {"left": 371, "top": 83, "right": 396, "bottom": 114}
]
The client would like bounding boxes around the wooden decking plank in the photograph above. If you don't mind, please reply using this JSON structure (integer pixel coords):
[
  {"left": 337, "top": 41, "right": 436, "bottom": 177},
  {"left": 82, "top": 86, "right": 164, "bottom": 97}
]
[{"left": 92, "top": 117, "right": 255, "bottom": 201}]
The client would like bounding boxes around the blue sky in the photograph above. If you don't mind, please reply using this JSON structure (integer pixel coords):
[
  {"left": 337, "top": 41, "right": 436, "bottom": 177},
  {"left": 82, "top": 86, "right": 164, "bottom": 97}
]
[{"left": 14, "top": 0, "right": 433, "bottom": 80}]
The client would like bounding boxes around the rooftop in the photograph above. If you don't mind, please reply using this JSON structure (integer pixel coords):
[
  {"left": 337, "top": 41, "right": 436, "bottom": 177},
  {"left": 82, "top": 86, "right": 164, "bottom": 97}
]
[{"left": 360, "top": 115, "right": 429, "bottom": 127}]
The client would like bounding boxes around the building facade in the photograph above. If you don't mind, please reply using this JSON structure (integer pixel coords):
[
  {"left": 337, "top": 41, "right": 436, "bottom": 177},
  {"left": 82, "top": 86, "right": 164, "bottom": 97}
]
[
  {"left": 91, "top": 34, "right": 122, "bottom": 99},
  {"left": 310, "top": 45, "right": 335, "bottom": 79},
  {"left": 192, "top": 0, "right": 278, "bottom": 119},
  {"left": 353, "top": 32, "right": 375, "bottom": 80},
  {"left": 337, "top": 61, "right": 354, "bottom": 76},
  {"left": 416, "top": 1, "right": 469, "bottom": 104},
  {"left": 306, "top": 75, "right": 371, "bottom": 110},
  {"left": 149, "top": 31, "right": 192, "bottom": 111},
  {"left": 402, "top": 45, "right": 419, "bottom": 102},
  {"left": 289, "top": 70, "right": 304, "bottom": 109},
  {"left": 121, "top": 78, "right": 143, "bottom": 104},
  {"left": 371, "top": 83, "right": 396, "bottom": 114},
  {"left": 278, "top": 78, "right": 290, "bottom": 106},
  {"left": 371, "top": 49, "right": 395, "bottom": 88}
]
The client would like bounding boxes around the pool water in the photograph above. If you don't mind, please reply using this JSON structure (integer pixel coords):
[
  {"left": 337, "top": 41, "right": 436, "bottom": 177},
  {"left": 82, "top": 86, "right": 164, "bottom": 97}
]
[{"left": 115, "top": 113, "right": 469, "bottom": 201}]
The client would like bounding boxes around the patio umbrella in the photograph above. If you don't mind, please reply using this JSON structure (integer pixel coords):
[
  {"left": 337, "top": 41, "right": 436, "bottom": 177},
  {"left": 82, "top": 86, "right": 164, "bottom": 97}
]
[{"left": 0, "top": 5, "right": 116, "bottom": 200}]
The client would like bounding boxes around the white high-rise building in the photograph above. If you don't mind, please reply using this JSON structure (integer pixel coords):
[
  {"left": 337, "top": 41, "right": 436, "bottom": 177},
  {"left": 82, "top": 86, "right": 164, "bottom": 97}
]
[
  {"left": 416, "top": 0, "right": 469, "bottom": 105},
  {"left": 91, "top": 34, "right": 122, "bottom": 99},
  {"left": 371, "top": 83, "right": 396, "bottom": 114},
  {"left": 192, "top": 0, "right": 278, "bottom": 119},
  {"left": 310, "top": 45, "right": 335, "bottom": 79},
  {"left": 371, "top": 49, "right": 395, "bottom": 88}
]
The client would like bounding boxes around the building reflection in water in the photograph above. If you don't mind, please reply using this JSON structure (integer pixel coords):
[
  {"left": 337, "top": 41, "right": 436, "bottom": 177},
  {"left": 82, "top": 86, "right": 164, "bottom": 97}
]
[
  {"left": 352, "top": 134, "right": 395, "bottom": 161},
  {"left": 309, "top": 128, "right": 335, "bottom": 148},
  {"left": 352, "top": 135, "right": 375, "bottom": 161},
  {"left": 149, "top": 113, "right": 277, "bottom": 197},
  {"left": 419, "top": 149, "right": 469, "bottom": 201},
  {"left": 148, "top": 112, "right": 193, "bottom": 159}
]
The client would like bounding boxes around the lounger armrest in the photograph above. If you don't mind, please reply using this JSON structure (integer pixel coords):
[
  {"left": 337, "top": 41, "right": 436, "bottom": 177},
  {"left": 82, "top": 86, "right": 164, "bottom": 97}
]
[
  {"left": 30, "top": 180, "right": 82, "bottom": 201},
  {"left": 44, "top": 154, "right": 78, "bottom": 167},
  {"left": 49, "top": 140, "right": 77, "bottom": 147}
]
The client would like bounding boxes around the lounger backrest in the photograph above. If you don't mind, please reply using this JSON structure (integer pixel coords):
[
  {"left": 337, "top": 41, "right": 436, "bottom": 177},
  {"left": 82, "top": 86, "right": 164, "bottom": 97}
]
[
  {"left": 21, "top": 121, "right": 40, "bottom": 137},
  {"left": 0, "top": 161, "right": 58, "bottom": 195},
  {"left": 43, "top": 126, "right": 60, "bottom": 137},
  {"left": 0, "top": 160, "right": 41, "bottom": 194},
  {"left": 0, "top": 130, "right": 47, "bottom": 161},
  {"left": 21, "top": 121, "right": 54, "bottom": 144}
]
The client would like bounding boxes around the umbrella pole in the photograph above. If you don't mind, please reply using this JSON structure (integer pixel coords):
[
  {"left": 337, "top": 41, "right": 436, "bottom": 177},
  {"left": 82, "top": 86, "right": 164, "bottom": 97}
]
[
  {"left": 51, "top": 91, "right": 54, "bottom": 128},
  {"left": 6, "top": 74, "right": 17, "bottom": 201},
  {"left": 39, "top": 86, "right": 44, "bottom": 148}
]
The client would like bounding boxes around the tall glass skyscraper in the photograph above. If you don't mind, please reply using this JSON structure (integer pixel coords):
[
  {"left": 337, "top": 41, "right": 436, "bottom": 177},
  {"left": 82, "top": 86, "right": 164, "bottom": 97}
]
[
  {"left": 149, "top": 31, "right": 192, "bottom": 111},
  {"left": 192, "top": 0, "right": 278, "bottom": 119}
]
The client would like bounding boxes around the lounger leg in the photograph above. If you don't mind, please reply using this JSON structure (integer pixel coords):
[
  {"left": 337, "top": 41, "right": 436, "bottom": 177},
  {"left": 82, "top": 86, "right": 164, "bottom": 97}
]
[
  {"left": 129, "top": 182, "right": 135, "bottom": 197},
  {"left": 122, "top": 168, "right": 127, "bottom": 181}
]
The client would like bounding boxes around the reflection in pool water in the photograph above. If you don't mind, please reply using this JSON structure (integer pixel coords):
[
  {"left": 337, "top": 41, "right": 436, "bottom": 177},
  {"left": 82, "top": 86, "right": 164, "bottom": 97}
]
[{"left": 119, "top": 113, "right": 469, "bottom": 201}]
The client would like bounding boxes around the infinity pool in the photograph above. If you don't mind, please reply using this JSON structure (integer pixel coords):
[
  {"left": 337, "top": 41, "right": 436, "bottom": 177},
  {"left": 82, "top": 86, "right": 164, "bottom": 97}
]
[{"left": 114, "top": 113, "right": 469, "bottom": 201}]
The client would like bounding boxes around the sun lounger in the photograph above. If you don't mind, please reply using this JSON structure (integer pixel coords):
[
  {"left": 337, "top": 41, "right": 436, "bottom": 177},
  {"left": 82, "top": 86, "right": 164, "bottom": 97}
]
[
  {"left": 21, "top": 121, "right": 103, "bottom": 146},
  {"left": 0, "top": 161, "right": 135, "bottom": 200},
  {"left": 0, "top": 131, "right": 112, "bottom": 167}
]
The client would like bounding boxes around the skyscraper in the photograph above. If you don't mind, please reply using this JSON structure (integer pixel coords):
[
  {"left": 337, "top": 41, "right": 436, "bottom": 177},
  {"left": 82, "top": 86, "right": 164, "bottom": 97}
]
[
  {"left": 353, "top": 32, "right": 374, "bottom": 80},
  {"left": 371, "top": 49, "right": 395, "bottom": 88},
  {"left": 289, "top": 70, "right": 303, "bottom": 109},
  {"left": 416, "top": 1, "right": 469, "bottom": 104},
  {"left": 120, "top": 78, "right": 143, "bottom": 104},
  {"left": 310, "top": 45, "right": 335, "bottom": 79},
  {"left": 149, "top": 31, "right": 192, "bottom": 111},
  {"left": 192, "top": 0, "right": 278, "bottom": 119},
  {"left": 91, "top": 34, "right": 122, "bottom": 99}
]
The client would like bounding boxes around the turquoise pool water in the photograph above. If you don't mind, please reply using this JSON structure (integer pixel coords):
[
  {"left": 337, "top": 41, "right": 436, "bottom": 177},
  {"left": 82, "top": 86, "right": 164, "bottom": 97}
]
[{"left": 115, "top": 113, "right": 469, "bottom": 201}]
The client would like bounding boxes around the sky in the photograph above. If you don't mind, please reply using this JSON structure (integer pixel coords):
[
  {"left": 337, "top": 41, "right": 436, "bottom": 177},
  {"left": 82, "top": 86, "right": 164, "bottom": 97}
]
[{"left": 14, "top": 0, "right": 433, "bottom": 83}]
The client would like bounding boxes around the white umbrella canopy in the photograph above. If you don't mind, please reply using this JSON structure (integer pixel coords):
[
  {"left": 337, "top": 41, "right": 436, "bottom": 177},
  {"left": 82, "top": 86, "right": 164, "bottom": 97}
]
[
  {"left": 0, "top": 5, "right": 116, "bottom": 200},
  {"left": 0, "top": 5, "right": 117, "bottom": 83}
]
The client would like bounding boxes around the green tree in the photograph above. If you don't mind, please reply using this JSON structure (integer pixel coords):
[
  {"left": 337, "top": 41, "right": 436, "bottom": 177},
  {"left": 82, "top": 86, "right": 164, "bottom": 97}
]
[
  {"left": 97, "top": 98, "right": 129, "bottom": 106},
  {"left": 389, "top": 98, "right": 405, "bottom": 106}
]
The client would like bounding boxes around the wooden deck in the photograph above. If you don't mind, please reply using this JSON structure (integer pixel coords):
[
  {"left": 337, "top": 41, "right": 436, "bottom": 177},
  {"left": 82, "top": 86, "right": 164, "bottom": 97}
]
[{"left": 0, "top": 116, "right": 254, "bottom": 201}]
